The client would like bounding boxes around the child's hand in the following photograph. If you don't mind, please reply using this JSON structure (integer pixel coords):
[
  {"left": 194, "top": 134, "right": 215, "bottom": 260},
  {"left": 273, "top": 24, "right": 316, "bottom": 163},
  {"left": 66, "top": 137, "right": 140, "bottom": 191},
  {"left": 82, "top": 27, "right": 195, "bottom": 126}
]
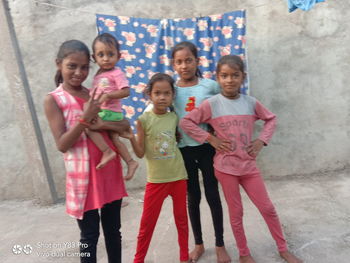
[
  {"left": 82, "top": 88, "right": 102, "bottom": 122},
  {"left": 98, "top": 93, "right": 109, "bottom": 104},
  {"left": 88, "top": 117, "right": 103, "bottom": 130},
  {"left": 207, "top": 134, "right": 231, "bottom": 152},
  {"left": 246, "top": 139, "right": 264, "bottom": 157}
]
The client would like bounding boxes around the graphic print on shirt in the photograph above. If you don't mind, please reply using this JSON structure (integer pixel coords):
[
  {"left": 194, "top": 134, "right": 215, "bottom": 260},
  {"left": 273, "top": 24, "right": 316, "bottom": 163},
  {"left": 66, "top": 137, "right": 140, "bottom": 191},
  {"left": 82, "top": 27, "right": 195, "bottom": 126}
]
[
  {"left": 240, "top": 133, "right": 248, "bottom": 150},
  {"left": 97, "top": 77, "right": 110, "bottom": 90},
  {"left": 152, "top": 131, "right": 176, "bottom": 159},
  {"left": 227, "top": 133, "right": 237, "bottom": 152},
  {"left": 185, "top": 96, "right": 196, "bottom": 112},
  {"left": 219, "top": 123, "right": 250, "bottom": 153},
  {"left": 223, "top": 130, "right": 254, "bottom": 169},
  {"left": 218, "top": 119, "right": 248, "bottom": 132},
  {"left": 218, "top": 119, "right": 250, "bottom": 153}
]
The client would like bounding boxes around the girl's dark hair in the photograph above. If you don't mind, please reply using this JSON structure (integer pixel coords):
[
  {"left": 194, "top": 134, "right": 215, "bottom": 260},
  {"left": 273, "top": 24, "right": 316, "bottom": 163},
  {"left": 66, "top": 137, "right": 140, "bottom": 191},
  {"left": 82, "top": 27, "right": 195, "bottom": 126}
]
[
  {"left": 171, "top": 41, "right": 202, "bottom": 78},
  {"left": 147, "top": 73, "right": 176, "bottom": 112},
  {"left": 55, "top": 40, "right": 90, "bottom": 86},
  {"left": 92, "top": 33, "right": 120, "bottom": 54},
  {"left": 216, "top": 55, "right": 245, "bottom": 75},
  {"left": 147, "top": 73, "right": 175, "bottom": 94}
]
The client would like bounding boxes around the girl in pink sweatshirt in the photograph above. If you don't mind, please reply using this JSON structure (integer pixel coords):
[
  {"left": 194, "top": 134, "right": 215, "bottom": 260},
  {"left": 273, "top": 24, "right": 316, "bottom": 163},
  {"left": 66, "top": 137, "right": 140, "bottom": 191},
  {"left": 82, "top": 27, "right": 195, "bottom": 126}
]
[{"left": 180, "top": 55, "right": 302, "bottom": 263}]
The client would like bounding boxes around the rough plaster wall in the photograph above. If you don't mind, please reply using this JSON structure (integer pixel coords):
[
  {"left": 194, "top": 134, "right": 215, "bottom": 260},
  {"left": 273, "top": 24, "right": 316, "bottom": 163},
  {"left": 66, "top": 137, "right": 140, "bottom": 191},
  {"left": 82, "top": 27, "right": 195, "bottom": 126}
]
[
  {"left": 0, "top": 61, "right": 35, "bottom": 199},
  {"left": 0, "top": 1, "right": 51, "bottom": 202},
  {"left": 220, "top": 1, "right": 350, "bottom": 178},
  {"left": 4, "top": 0, "right": 350, "bottom": 200},
  {"left": 247, "top": 2, "right": 350, "bottom": 175}
]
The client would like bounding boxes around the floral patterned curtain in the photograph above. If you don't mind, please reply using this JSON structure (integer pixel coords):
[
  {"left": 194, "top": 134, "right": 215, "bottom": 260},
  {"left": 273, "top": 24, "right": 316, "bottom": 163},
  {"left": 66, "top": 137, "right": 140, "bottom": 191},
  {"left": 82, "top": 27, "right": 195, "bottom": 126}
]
[{"left": 96, "top": 10, "right": 247, "bottom": 129}]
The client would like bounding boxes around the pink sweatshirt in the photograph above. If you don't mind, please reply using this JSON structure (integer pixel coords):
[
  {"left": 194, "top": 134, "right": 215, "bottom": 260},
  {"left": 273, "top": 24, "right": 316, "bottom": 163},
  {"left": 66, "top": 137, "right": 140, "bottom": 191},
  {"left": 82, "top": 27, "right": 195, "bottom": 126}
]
[
  {"left": 92, "top": 67, "right": 129, "bottom": 112},
  {"left": 180, "top": 94, "right": 276, "bottom": 176}
]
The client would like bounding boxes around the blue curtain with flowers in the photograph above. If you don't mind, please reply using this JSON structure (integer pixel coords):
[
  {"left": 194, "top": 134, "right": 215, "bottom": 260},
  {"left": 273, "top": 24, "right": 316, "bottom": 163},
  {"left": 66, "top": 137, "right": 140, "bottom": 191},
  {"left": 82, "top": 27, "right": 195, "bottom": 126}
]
[{"left": 96, "top": 10, "right": 247, "bottom": 130}]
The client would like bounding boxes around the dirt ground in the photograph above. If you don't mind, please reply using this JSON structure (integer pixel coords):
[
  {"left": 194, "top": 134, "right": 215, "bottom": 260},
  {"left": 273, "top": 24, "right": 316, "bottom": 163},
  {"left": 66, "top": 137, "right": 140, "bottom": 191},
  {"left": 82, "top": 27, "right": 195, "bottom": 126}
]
[{"left": 1, "top": 169, "right": 349, "bottom": 263}]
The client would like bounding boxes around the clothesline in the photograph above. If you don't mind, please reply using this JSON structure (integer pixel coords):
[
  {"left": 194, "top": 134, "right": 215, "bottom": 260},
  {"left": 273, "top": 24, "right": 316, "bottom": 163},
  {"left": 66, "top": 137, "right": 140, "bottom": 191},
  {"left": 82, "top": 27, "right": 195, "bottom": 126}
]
[
  {"left": 32, "top": 0, "right": 94, "bottom": 14},
  {"left": 31, "top": 0, "right": 270, "bottom": 17}
]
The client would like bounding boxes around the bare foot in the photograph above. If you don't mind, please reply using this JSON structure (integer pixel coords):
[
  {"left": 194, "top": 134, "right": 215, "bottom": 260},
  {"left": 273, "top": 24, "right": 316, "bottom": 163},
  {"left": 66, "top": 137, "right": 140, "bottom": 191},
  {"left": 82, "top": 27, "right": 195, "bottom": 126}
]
[
  {"left": 96, "top": 148, "right": 116, "bottom": 169},
  {"left": 124, "top": 159, "right": 139, "bottom": 180},
  {"left": 189, "top": 244, "right": 205, "bottom": 262},
  {"left": 239, "top": 255, "right": 256, "bottom": 263},
  {"left": 216, "top": 246, "right": 231, "bottom": 263},
  {"left": 280, "top": 251, "right": 303, "bottom": 263}
]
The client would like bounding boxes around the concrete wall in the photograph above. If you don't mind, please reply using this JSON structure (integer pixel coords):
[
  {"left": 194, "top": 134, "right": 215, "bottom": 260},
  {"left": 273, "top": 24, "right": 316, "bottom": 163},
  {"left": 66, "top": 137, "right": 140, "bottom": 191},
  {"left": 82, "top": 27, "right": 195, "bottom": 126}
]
[
  {"left": 1, "top": 0, "right": 349, "bottom": 202},
  {"left": 0, "top": 1, "right": 53, "bottom": 203}
]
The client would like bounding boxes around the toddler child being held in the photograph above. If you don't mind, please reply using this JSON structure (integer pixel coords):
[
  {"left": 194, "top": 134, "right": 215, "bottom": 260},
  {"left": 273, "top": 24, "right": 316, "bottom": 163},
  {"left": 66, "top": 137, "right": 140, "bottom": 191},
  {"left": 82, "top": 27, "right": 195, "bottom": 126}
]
[{"left": 85, "top": 33, "right": 138, "bottom": 180}]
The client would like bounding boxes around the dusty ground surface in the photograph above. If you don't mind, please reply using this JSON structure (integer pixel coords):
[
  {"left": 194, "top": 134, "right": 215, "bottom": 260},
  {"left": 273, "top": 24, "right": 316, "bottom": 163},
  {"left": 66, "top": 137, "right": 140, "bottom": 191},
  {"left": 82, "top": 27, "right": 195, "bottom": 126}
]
[{"left": 1, "top": 169, "right": 349, "bottom": 263}]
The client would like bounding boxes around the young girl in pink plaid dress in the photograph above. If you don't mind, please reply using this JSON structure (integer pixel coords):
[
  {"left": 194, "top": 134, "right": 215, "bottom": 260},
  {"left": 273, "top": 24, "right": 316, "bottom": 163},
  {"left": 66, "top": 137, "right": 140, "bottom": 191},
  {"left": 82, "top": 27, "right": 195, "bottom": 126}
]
[{"left": 44, "top": 40, "right": 127, "bottom": 263}]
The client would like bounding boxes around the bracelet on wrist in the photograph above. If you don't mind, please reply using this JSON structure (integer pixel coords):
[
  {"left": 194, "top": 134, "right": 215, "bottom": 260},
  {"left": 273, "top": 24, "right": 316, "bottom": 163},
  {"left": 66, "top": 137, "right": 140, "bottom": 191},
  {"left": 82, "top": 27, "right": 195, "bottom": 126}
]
[{"left": 78, "top": 118, "right": 90, "bottom": 127}]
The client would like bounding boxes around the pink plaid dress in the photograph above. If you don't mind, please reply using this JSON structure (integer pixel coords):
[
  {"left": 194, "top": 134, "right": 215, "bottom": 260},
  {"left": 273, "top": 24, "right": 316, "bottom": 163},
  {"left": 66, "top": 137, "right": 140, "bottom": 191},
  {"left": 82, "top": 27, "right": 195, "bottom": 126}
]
[{"left": 50, "top": 85, "right": 127, "bottom": 219}]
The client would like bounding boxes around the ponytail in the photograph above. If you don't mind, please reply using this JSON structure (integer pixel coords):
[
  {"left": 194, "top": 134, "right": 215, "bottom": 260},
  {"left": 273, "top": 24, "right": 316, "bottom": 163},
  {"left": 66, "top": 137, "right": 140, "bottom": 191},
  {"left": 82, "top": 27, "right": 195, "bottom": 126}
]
[
  {"left": 168, "top": 105, "right": 175, "bottom": 112},
  {"left": 55, "top": 69, "right": 63, "bottom": 87},
  {"left": 196, "top": 68, "right": 202, "bottom": 78}
]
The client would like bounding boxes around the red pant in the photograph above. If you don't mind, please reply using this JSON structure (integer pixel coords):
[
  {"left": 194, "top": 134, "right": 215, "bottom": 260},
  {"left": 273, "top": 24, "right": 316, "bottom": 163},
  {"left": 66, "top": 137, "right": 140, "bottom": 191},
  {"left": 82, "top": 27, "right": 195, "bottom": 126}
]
[
  {"left": 215, "top": 169, "right": 287, "bottom": 256},
  {"left": 133, "top": 180, "right": 189, "bottom": 263}
]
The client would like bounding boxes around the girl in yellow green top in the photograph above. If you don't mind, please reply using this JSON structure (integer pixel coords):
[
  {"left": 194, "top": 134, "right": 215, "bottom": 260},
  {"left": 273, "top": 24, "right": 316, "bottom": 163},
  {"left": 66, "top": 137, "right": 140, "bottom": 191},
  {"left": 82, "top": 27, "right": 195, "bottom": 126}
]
[{"left": 128, "top": 73, "right": 189, "bottom": 263}]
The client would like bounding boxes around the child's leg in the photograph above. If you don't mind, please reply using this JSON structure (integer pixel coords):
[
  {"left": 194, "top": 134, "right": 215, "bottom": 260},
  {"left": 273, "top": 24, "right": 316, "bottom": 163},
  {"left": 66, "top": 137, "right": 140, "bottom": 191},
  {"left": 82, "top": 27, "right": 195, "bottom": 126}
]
[
  {"left": 198, "top": 144, "right": 231, "bottom": 263},
  {"left": 241, "top": 174, "right": 303, "bottom": 263},
  {"left": 170, "top": 180, "right": 189, "bottom": 262},
  {"left": 240, "top": 173, "right": 287, "bottom": 252},
  {"left": 179, "top": 146, "right": 205, "bottom": 261},
  {"left": 110, "top": 132, "right": 138, "bottom": 180},
  {"left": 85, "top": 129, "right": 116, "bottom": 169},
  {"left": 214, "top": 169, "right": 251, "bottom": 257},
  {"left": 133, "top": 183, "right": 168, "bottom": 263},
  {"left": 100, "top": 199, "right": 122, "bottom": 263},
  {"left": 76, "top": 209, "right": 100, "bottom": 263}
]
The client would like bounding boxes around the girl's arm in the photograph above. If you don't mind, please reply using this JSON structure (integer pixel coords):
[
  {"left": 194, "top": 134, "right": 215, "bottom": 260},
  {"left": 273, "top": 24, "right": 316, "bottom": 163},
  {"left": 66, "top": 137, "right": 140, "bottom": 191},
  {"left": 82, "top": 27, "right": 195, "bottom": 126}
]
[
  {"left": 88, "top": 118, "right": 130, "bottom": 134},
  {"left": 128, "top": 120, "right": 145, "bottom": 158},
  {"left": 255, "top": 100, "right": 276, "bottom": 145},
  {"left": 44, "top": 92, "right": 101, "bottom": 153},
  {"left": 180, "top": 100, "right": 231, "bottom": 152},
  {"left": 179, "top": 100, "right": 212, "bottom": 143},
  {"left": 246, "top": 100, "right": 276, "bottom": 157}
]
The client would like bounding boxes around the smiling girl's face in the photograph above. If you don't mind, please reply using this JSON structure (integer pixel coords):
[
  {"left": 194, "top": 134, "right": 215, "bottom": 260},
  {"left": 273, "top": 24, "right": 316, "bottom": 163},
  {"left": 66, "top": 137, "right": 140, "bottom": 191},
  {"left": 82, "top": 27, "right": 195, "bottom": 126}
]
[{"left": 57, "top": 51, "right": 90, "bottom": 89}]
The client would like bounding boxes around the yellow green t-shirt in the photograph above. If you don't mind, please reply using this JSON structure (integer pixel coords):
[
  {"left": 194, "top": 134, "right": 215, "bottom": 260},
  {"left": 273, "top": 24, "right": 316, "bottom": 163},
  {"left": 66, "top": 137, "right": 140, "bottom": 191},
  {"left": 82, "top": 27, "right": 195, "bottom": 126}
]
[{"left": 138, "top": 111, "right": 188, "bottom": 183}]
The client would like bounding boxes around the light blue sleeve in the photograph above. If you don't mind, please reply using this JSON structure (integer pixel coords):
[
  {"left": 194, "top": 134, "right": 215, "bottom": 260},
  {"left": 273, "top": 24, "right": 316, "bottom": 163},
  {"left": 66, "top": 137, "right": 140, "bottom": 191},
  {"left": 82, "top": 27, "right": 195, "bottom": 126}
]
[
  {"left": 213, "top": 80, "right": 221, "bottom": 95},
  {"left": 201, "top": 78, "right": 220, "bottom": 96}
]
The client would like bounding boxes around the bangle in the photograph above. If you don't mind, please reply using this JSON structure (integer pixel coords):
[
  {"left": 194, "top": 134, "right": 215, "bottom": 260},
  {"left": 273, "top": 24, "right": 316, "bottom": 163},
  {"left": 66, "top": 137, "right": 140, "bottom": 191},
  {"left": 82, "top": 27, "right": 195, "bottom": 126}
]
[{"left": 78, "top": 118, "right": 90, "bottom": 127}]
